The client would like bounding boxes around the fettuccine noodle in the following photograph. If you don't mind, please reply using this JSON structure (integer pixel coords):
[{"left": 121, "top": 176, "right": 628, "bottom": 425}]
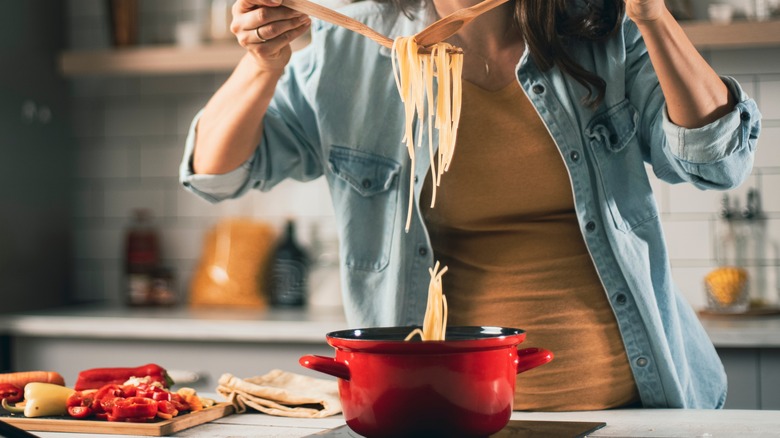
[
  {"left": 392, "top": 37, "right": 464, "bottom": 232},
  {"left": 405, "top": 261, "right": 449, "bottom": 341}
]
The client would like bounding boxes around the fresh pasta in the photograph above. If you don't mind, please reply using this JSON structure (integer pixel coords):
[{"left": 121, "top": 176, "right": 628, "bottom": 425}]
[
  {"left": 392, "top": 37, "right": 464, "bottom": 232},
  {"left": 405, "top": 261, "right": 449, "bottom": 341}
]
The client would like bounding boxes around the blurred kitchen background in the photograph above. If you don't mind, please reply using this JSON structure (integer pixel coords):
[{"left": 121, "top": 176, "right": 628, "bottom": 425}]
[
  {"left": 1, "top": 0, "right": 779, "bottom": 312},
  {"left": 0, "top": 0, "right": 777, "bottom": 312}
]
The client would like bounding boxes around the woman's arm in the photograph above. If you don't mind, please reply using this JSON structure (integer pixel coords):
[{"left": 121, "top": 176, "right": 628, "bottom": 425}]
[
  {"left": 193, "top": 0, "right": 310, "bottom": 175},
  {"left": 625, "top": 0, "right": 736, "bottom": 129}
]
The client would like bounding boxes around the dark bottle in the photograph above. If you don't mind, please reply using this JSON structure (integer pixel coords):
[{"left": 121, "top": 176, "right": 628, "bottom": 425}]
[
  {"left": 124, "top": 209, "right": 160, "bottom": 306},
  {"left": 268, "top": 220, "right": 310, "bottom": 307}
]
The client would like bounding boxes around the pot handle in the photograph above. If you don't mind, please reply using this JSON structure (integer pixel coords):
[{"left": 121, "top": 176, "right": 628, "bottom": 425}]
[
  {"left": 516, "top": 348, "right": 554, "bottom": 374},
  {"left": 299, "top": 355, "right": 351, "bottom": 381}
]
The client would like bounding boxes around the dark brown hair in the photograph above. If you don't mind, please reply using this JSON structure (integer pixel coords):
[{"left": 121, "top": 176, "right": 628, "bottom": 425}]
[{"left": 358, "top": 0, "right": 624, "bottom": 107}]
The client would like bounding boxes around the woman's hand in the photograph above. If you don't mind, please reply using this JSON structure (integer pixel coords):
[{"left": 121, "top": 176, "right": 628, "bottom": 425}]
[
  {"left": 231, "top": 0, "right": 311, "bottom": 72},
  {"left": 624, "top": 0, "right": 667, "bottom": 23}
]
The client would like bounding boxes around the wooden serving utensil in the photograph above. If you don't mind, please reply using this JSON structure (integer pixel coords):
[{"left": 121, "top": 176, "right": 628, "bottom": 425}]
[
  {"left": 281, "top": 0, "right": 460, "bottom": 53},
  {"left": 413, "top": 0, "right": 512, "bottom": 48},
  {"left": 282, "top": 0, "right": 394, "bottom": 48}
]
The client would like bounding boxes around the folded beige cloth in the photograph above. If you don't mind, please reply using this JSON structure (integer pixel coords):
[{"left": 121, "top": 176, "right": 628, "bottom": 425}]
[{"left": 217, "top": 370, "right": 342, "bottom": 418}]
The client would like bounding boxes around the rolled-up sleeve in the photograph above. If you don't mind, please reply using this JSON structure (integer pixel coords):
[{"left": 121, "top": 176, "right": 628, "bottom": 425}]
[
  {"left": 659, "top": 76, "right": 761, "bottom": 189},
  {"left": 179, "top": 110, "right": 254, "bottom": 203}
]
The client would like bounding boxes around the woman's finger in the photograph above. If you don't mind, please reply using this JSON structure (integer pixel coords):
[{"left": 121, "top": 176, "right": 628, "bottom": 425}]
[
  {"left": 233, "top": 0, "right": 301, "bottom": 29},
  {"left": 250, "top": 15, "right": 310, "bottom": 48},
  {"left": 240, "top": 16, "right": 311, "bottom": 71},
  {"left": 249, "top": 14, "right": 309, "bottom": 45},
  {"left": 235, "top": 0, "right": 282, "bottom": 14},
  {"left": 230, "top": 3, "right": 304, "bottom": 40}
]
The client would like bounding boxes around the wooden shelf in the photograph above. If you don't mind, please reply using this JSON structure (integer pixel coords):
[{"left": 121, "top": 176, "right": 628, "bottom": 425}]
[
  {"left": 59, "top": 43, "right": 246, "bottom": 76},
  {"left": 58, "top": 20, "right": 780, "bottom": 76},
  {"left": 681, "top": 18, "right": 780, "bottom": 49}
]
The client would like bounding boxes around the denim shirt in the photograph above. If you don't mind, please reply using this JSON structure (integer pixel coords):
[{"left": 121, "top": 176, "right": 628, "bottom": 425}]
[{"left": 181, "top": 2, "right": 761, "bottom": 409}]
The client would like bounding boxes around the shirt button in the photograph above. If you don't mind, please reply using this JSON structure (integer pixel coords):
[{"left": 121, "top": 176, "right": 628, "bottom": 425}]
[
  {"left": 569, "top": 150, "right": 580, "bottom": 162},
  {"left": 585, "top": 221, "right": 596, "bottom": 232},
  {"left": 532, "top": 84, "right": 545, "bottom": 94},
  {"left": 636, "top": 357, "right": 649, "bottom": 367},
  {"left": 418, "top": 247, "right": 428, "bottom": 256},
  {"left": 740, "top": 112, "right": 750, "bottom": 121},
  {"left": 616, "top": 293, "right": 627, "bottom": 305},
  {"left": 414, "top": 175, "right": 419, "bottom": 183},
  {"left": 362, "top": 179, "right": 372, "bottom": 189}
]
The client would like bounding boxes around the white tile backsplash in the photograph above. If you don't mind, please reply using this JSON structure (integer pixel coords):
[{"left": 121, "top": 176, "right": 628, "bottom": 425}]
[
  {"left": 160, "top": 225, "right": 208, "bottom": 262},
  {"left": 709, "top": 49, "right": 780, "bottom": 76},
  {"left": 103, "top": 187, "right": 167, "bottom": 219},
  {"left": 140, "top": 143, "right": 187, "bottom": 178},
  {"left": 663, "top": 220, "right": 714, "bottom": 261},
  {"left": 103, "top": 103, "right": 170, "bottom": 137},
  {"left": 73, "top": 186, "right": 101, "bottom": 219},
  {"left": 74, "top": 227, "right": 123, "bottom": 261},
  {"left": 758, "top": 79, "right": 780, "bottom": 120},
  {"left": 671, "top": 266, "right": 714, "bottom": 310},
  {"left": 139, "top": 75, "right": 214, "bottom": 97},
  {"left": 65, "top": 0, "right": 780, "bottom": 308},
  {"left": 175, "top": 187, "right": 227, "bottom": 218},
  {"left": 755, "top": 126, "right": 780, "bottom": 167},
  {"left": 759, "top": 177, "right": 780, "bottom": 212},
  {"left": 667, "top": 183, "right": 722, "bottom": 215},
  {"left": 76, "top": 144, "right": 132, "bottom": 179}
]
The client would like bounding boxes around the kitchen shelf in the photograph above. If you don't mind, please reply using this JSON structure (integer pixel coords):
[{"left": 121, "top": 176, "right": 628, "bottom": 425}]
[
  {"left": 58, "top": 36, "right": 311, "bottom": 76},
  {"left": 682, "top": 18, "right": 780, "bottom": 49},
  {"left": 59, "top": 42, "right": 246, "bottom": 76},
  {"left": 57, "top": 19, "right": 780, "bottom": 76}
]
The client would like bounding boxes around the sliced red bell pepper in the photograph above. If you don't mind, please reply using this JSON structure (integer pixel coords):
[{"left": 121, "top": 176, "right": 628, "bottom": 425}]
[
  {"left": 0, "top": 383, "right": 23, "bottom": 404},
  {"left": 67, "top": 391, "right": 94, "bottom": 408},
  {"left": 135, "top": 383, "right": 169, "bottom": 401},
  {"left": 92, "top": 384, "right": 126, "bottom": 409},
  {"left": 156, "top": 399, "right": 178, "bottom": 416},
  {"left": 155, "top": 399, "right": 179, "bottom": 420},
  {"left": 168, "top": 393, "right": 190, "bottom": 412},
  {"left": 67, "top": 405, "right": 93, "bottom": 419},
  {"left": 111, "top": 397, "right": 157, "bottom": 420}
]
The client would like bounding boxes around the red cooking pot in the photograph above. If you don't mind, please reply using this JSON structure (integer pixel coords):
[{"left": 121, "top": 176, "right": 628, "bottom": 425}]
[{"left": 300, "top": 326, "right": 553, "bottom": 438}]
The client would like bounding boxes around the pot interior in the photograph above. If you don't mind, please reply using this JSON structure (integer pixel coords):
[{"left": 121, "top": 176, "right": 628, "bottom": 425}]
[{"left": 325, "top": 326, "right": 526, "bottom": 353}]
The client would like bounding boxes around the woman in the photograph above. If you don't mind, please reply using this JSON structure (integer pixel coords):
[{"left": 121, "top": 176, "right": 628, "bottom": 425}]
[{"left": 180, "top": 0, "right": 761, "bottom": 410}]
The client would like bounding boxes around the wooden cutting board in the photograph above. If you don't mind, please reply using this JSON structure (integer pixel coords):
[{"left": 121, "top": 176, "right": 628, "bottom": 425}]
[{"left": 0, "top": 402, "right": 233, "bottom": 436}]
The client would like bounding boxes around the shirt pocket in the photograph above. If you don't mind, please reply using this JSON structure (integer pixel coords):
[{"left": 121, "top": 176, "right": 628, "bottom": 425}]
[
  {"left": 585, "top": 99, "right": 658, "bottom": 232},
  {"left": 328, "top": 146, "right": 401, "bottom": 272}
]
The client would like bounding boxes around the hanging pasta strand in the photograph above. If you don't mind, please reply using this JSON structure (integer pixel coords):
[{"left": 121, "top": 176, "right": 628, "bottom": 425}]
[
  {"left": 391, "top": 37, "right": 464, "bottom": 231},
  {"left": 446, "top": 53, "right": 463, "bottom": 170},
  {"left": 424, "top": 54, "right": 437, "bottom": 208},
  {"left": 405, "top": 261, "right": 449, "bottom": 341}
]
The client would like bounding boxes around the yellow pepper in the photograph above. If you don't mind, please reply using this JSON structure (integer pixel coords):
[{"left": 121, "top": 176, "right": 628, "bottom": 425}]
[{"left": 1, "top": 382, "right": 75, "bottom": 417}]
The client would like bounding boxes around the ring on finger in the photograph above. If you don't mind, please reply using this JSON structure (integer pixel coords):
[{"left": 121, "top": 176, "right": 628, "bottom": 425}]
[{"left": 255, "top": 26, "right": 268, "bottom": 43}]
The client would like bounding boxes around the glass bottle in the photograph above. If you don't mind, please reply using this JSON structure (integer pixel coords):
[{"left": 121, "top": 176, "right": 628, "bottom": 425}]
[
  {"left": 268, "top": 220, "right": 310, "bottom": 307},
  {"left": 124, "top": 209, "right": 160, "bottom": 306}
]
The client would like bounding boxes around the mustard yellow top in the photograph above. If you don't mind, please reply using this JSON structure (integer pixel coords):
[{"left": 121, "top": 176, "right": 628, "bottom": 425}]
[{"left": 420, "top": 80, "right": 640, "bottom": 411}]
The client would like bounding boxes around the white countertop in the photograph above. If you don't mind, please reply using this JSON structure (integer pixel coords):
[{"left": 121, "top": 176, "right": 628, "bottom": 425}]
[
  {"left": 21, "top": 408, "right": 780, "bottom": 437},
  {"left": 699, "top": 314, "right": 780, "bottom": 348},
  {"left": 0, "top": 306, "right": 347, "bottom": 344},
  {"left": 2, "top": 305, "right": 780, "bottom": 348}
]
